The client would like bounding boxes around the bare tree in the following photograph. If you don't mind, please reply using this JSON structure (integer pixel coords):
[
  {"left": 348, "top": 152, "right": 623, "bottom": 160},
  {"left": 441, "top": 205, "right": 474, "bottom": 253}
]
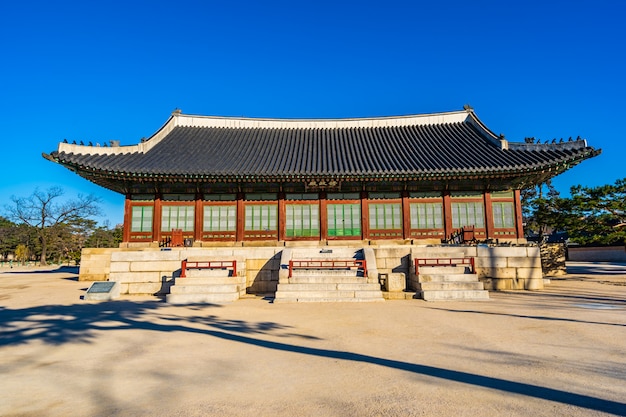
[{"left": 6, "top": 187, "right": 101, "bottom": 265}]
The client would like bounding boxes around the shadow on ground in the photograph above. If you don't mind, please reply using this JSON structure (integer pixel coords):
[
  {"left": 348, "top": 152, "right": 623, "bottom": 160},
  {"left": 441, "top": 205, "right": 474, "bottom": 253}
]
[{"left": 0, "top": 299, "right": 624, "bottom": 415}]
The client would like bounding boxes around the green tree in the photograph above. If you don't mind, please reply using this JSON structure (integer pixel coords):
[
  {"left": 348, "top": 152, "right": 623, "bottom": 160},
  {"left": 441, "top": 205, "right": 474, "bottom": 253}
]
[
  {"left": 560, "top": 178, "right": 626, "bottom": 245},
  {"left": 85, "top": 223, "right": 123, "bottom": 248},
  {"left": 6, "top": 187, "right": 101, "bottom": 265},
  {"left": 521, "top": 179, "right": 561, "bottom": 241}
]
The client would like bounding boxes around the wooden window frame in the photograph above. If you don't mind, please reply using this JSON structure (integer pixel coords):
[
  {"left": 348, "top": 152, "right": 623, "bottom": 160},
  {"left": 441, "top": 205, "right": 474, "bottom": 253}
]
[
  {"left": 450, "top": 196, "right": 487, "bottom": 240},
  {"left": 407, "top": 197, "right": 445, "bottom": 240},
  {"left": 325, "top": 199, "right": 362, "bottom": 240},
  {"left": 367, "top": 199, "right": 403, "bottom": 239},
  {"left": 284, "top": 201, "right": 321, "bottom": 241},
  {"left": 243, "top": 201, "right": 279, "bottom": 241},
  {"left": 127, "top": 202, "right": 154, "bottom": 242},
  {"left": 160, "top": 202, "right": 196, "bottom": 241},
  {"left": 201, "top": 201, "right": 237, "bottom": 241},
  {"left": 489, "top": 192, "right": 517, "bottom": 238}
]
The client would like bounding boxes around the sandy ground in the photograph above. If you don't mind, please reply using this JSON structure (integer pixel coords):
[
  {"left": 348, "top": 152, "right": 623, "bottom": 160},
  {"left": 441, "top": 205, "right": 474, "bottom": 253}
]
[{"left": 1, "top": 262, "right": 625, "bottom": 417}]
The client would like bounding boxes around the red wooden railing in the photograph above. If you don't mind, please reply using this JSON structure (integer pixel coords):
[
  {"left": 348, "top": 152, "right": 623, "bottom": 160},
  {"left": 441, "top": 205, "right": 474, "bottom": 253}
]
[
  {"left": 180, "top": 260, "right": 237, "bottom": 278},
  {"left": 414, "top": 257, "right": 474, "bottom": 276},
  {"left": 288, "top": 259, "right": 367, "bottom": 278}
]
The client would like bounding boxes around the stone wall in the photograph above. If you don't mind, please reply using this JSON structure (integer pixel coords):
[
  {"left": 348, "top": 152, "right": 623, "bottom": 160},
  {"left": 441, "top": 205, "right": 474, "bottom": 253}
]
[
  {"left": 475, "top": 246, "right": 543, "bottom": 290},
  {"left": 80, "top": 242, "right": 545, "bottom": 296},
  {"left": 540, "top": 243, "right": 567, "bottom": 276},
  {"left": 567, "top": 246, "right": 626, "bottom": 262},
  {"left": 81, "top": 247, "right": 282, "bottom": 296}
]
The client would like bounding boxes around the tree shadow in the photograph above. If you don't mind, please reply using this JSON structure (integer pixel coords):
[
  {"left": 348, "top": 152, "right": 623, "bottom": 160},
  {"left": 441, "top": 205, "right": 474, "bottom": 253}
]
[
  {"left": 426, "top": 306, "right": 626, "bottom": 328},
  {"left": 0, "top": 300, "right": 624, "bottom": 415},
  {"left": 566, "top": 262, "right": 626, "bottom": 276},
  {"left": 0, "top": 266, "right": 80, "bottom": 275}
]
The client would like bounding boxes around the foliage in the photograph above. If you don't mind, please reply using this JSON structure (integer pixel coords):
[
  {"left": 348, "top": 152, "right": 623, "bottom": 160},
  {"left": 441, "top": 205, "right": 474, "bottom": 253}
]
[
  {"left": 85, "top": 223, "right": 123, "bottom": 249},
  {"left": 5, "top": 187, "right": 101, "bottom": 265},
  {"left": 15, "top": 244, "right": 29, "bottom": 265},
  {"left": 522, "top": 178, "right": 626, "bottom": 246},
  {"left": 521, "top": 179, "right": 561, "bottom": 241},
  {"left": 559, "top": 178, "right": 626, "bottom": 246}
]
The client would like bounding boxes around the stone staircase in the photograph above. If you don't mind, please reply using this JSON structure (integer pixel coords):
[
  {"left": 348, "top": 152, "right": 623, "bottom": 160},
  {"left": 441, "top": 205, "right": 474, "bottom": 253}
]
[
  {"left": 412, "top": 249, "right": 489, "bottom": 301},
  {"left": 166, "top": 266, "right": 243, "bottom": 304},
  {"left": 275, "top": 248, "right": 384, "bottom": 302}
]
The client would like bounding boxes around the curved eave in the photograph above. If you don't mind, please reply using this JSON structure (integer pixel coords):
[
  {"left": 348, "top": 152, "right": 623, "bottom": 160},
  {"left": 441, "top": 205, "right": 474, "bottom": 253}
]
[{"left": 59, "top": 153, "right": 596, "bottom": 186}]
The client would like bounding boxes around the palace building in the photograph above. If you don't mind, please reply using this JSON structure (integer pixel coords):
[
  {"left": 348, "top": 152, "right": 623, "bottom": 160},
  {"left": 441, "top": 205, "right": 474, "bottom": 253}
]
[
  {"left": 44, "top": 107, "right": 600, "bottom": 301},
  {"left": 45, "top": 107, "right": 598, "bottom": 246}
]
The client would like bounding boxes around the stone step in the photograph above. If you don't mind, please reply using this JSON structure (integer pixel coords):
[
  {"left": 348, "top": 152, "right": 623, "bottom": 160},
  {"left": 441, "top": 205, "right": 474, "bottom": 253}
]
[
  {"left": 170, "top": 284, "right": 239, "bottom": 294},
  {"left": 418, "top": 273, "right": 479, "bottom": 283},
  {"left": 413, "top": 251, "right": 466, "bottom": 259},
  {"left": 290, "top": 269, "right": 362, "bottom": 277},
  {"left": 277, "top": 283, "right": 381, "bottom": 291},
  {"left": 287, "top": 276, "right": 369, "bottom": 284},
  {"left": 175, "top": 277, "right": 238, "bottom": 285},
  {"left": 274, "top": 297, "right": 385, "bottom": 303},
  {"left": 416, "top": 266, "right": 470, "bottom": 275},
  {"left": 275, "top": 290, "right": 384, "bottom": 300},
  {"left": 184, "top": 269, "right": 234, "bottom": 278},
  {"left": 418, "top": 281, "right": 485, "bottom": 291},
  {"left": 166, "top": 292, "right": 239, "bottom": 304},
  {"left": 420, "top": 290, "right": 490, "bottom": 301}
]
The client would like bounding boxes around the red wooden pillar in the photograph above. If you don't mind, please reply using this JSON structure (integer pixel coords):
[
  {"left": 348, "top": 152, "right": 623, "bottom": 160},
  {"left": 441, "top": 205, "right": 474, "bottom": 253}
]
[
  {"left": 514, "top": 189, "right": 524, "bottom": 239},
  {"left": 443, "top": 191, "right": 452, "bottom": 239},
  {"left": 319, "top": 192, "right": 328, "bottom": 241},
  {"left": 483, "top": 191, "right": 493, "bottom": 239},
  {"left": 278, "top": 192, "right": 286, "bottom": 242},
  {"left": 360, "top": 191, "right": 369, "bottom": 240},
  {"left": 122, "top": 195, "right": 132, "bottom": 243},
  {"left": 194, "top": 195, "right": 203, "bottom": 242},
  {"left": 153, "top": 195, "right": 162, "bottom": 243},
  {"left": 401, "top": 191, "right": 410, "bottom": 239},
  {"left": 236, "top": 192, "right": 245, "bottom": 242}
]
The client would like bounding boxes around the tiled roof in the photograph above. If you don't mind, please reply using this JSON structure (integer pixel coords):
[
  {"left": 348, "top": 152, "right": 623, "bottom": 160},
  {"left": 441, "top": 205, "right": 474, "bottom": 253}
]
[{"left": 45, "top": 109, "right": 600, "bottom": 193}]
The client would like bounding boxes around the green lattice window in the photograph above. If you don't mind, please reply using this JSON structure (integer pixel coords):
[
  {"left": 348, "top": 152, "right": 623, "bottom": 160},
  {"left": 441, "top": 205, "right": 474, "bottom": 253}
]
[
  {"left": 286, "top": 204, "right": 319, "bottom": 237},
  {"left": 244, "top": 204, "right": 277, "bottom": 231},
  {"left": 131, "top": 206, "right": 153, "bottom": 233},
  {"left": 203, "top": 205, "right": 236, "bottom": 231},
  {"left": 451, "top": 202, "right": 485, "bottom": 228},
  {"left": 161, "top": 205, "right": 195, "bottom": 232},
  {"left": 492, "top": 202, "right": 515, "bottom": 228},
  {"left": 327, "top": 204, "right": 361, "bottom": 237},
  {"left": 369, "top": 203, "right": 402, "bottom": 230},
  {"left": 410, "top": 202, "right": 443, "bottom": 229}
]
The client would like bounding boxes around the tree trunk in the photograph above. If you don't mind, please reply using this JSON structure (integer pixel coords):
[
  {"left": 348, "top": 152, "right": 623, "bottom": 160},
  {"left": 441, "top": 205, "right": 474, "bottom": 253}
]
[{"left": 39, "top": 233, "right": 47, "bottom": 266}]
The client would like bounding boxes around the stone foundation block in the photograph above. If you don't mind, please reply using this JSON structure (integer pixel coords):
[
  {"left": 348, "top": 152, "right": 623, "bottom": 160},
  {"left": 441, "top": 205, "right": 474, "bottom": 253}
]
[
  {"left": 525, "top": 278, "right": 544, "bottom": 290},
  {"left": 109, "top": 262, "right": 131, "bottom": 273},
  {"left": 131, "top": 261, "right": 181, "bottom": 272},
  {"left": 478, "top": 267, "right": 517, "bottom": 279},
  {"left": 385, "top": 272, "right": 405, "bottom": 292},
  {"left": 526, "top": 246, "right": 540, "bottom": 258},
  {"left": 477, "top": 246, "right": 527, "bottom": 258},
  {"left": 508, "top": 256, "right": 541, "bottom": 268},
  {"left": 79, "top": 273, "right": 108, "bottom": 281},
  {"left": 516, "top": 267, "right": 543, "bottom": 280},
  {"left": 112, "top": 250, "right": 182, "bottom": 262},
  {"left": 374, "top": 248, "right": 410, "bottom": 259},
  {"left": 109, "top": 271, "right": 163, "bottom": 283},
  {"left": 127, "top": 282, "right": 162, "bottom": 295},
  {"left": 475, "top": 257, "right": 508, "bottom": 269}
]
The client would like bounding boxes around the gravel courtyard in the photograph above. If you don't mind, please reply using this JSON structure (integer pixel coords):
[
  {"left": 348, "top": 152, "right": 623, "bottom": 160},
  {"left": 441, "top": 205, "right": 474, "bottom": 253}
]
[{"left": 1, "top": 262, "right": 625, "bottom": 417}]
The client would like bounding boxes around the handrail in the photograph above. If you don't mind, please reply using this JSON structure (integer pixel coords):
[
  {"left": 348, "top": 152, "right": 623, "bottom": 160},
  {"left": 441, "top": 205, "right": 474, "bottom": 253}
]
[
  {"left": 414, "top": 257, "right": 475, "bottom": 276},
  {"left": 288, "top": 259, "right": 367, "bottom": 278},
  {"left": 180, "top": 259, "right": 237, "bottom": 278}
]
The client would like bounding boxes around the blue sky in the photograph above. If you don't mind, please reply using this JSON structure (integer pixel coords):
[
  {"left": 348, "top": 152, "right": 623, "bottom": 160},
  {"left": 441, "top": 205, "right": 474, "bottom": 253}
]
[{"left": 1, "top": 0, "right": 624, "bottom": 227}]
